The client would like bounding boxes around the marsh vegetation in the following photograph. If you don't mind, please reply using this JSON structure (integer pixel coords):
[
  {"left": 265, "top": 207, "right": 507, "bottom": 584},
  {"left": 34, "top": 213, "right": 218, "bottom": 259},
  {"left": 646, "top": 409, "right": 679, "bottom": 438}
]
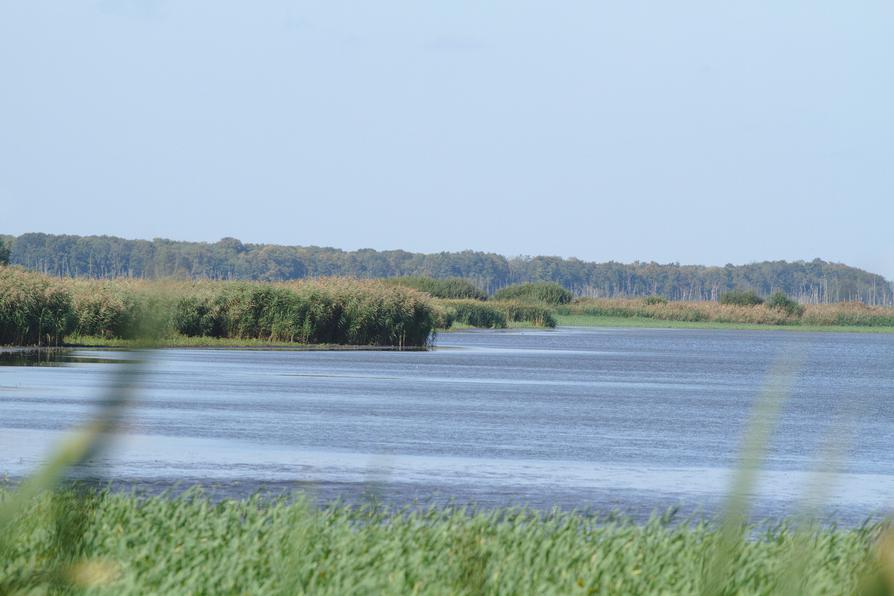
[
  {"left": 3, "top": 275, "right": 894, "bottom": 593},
  {"left": 558, "top": 296, "right": 894, "bottom": 328},
  {"left": 493, "top": 282, "right": 573, "bottom": 305},
  {"left": 0, "top": 269, "right": 438, "bottom": 347},
  {"left": 0, "top": 270, "right": 570, "bottom": 347},
  {"left": 2, "top": 489, "right": 890, "bottom": 594},
  {"left": 4, "top": 268, "right": 894, "bottom": 347}
]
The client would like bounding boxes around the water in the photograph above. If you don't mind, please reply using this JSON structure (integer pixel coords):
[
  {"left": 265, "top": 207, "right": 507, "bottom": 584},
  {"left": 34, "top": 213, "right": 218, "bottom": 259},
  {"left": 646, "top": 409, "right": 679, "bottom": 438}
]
[{"left": 2, "top": 327, "right": 893, "bottom": 523}]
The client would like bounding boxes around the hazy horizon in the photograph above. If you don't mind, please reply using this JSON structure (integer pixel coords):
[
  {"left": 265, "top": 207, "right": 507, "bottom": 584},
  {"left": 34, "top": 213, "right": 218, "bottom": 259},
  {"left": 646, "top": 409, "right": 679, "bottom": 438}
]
[{"left": 3, "top": 2, "right": 891, "bottom": 277}]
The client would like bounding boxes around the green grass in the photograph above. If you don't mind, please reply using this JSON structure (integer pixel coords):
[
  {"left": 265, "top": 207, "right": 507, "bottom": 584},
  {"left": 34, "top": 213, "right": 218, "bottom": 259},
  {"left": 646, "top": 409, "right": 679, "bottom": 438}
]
[
  {"left": 555, "top": 314, "right": 894, "bottom": 334},
  {"left": 0, "top": 489, "right": 884, "bottom": 595}
]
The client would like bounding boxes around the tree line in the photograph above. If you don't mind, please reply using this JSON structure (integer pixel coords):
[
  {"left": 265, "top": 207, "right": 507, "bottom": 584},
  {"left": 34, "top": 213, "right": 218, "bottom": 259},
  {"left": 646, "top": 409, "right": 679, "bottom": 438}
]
[{"left": 2, "top": 233, "right": 891, "bottom": 305}]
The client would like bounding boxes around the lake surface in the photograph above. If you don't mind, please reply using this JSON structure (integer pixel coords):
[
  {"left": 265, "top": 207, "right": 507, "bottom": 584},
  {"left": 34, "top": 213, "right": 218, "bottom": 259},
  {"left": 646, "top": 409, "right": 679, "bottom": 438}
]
[{"left": 2, "top": 327, "right": 893, "bottom": 523}]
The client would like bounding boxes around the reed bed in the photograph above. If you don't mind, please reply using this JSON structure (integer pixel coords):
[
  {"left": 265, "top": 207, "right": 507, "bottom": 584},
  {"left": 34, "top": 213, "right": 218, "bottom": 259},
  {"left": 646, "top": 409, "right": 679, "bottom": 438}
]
[
  {"left": 5, "top": 268, "right": 892, "bottom": 345},
  {"left": 384, "top": 276, "right": 487, "bottom": 300},
  {"left": 0, "top": 267, "right": 73, "bottom": 345},
  {"left": 801, "top": 302, "right": 894, "bottom": 327},
  {"left": 560, "top": 298, "right": 894, "bottom": 327},
  {"left": 0, "top": 489, "right": 884, "bottom": 595},
  {"left": 0, "top": 269, "right": 437, "bottom": 347},
  {"left": 493, "top": 282, "right": 573, "bottom": 305},
  {"left": 492, "top": 300, "right": 557, "bottom": 328},
  {"left": 437, "top": 299, "right": 508, "bottom": 329},
  {"left": 432, "top": 300, "right": 557, "bottom": 329}
]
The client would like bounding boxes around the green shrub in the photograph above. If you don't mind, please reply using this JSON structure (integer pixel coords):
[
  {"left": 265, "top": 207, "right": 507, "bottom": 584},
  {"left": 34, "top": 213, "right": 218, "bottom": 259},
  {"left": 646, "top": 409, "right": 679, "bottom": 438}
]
[
  {"left": 210, "top": 284, "right": 298, "bottom": 341},
  {"left": 493, "top": 282, "right": 573, "bottom": 305},
  {"left": 172, "top": 294, "right": 220, "bottom": 337},
  {"left": 431, "top": 302, "right": 457, "bottom": 329},
  {"left": 719, "top": 289, "right": 764, "bottom": 306},
  {"left": 441, "top": 300, "right": 507, "bottom": 328},
  {"left": 494, "top": 300, "right": 557, "bottom": 328},
  {"left": 385, "top": 276, "right": 487, "bottom": 300},
  {"left": 766, "top": 291, "right": 805, "bottom": 317},
  {"left": 643, "top": 295, "right": 668, "bottom": 306}
]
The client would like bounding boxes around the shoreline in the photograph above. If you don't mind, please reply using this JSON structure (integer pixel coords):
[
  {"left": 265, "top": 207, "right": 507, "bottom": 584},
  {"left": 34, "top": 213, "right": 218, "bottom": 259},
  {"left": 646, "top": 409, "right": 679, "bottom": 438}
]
[
  {"left": 4, "top": 316, "right": 894, "bottom": 355},
  {"left": 0, "top": 340, "right": 431, "bottom": 353},
  {"left": 554, "top": 314, "right": 894, "bottom": 334},
  {"left": 0, "top": 315, "right": 894, "bottom": 355}
]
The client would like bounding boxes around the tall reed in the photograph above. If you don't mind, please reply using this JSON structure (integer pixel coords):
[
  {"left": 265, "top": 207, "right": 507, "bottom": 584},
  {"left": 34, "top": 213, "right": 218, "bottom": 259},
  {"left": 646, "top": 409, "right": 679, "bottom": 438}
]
[
  {"left": 493, "top": 282, "right": 573, "bottom": 305},
  {"left": 492, "top": 300, "right": 557, "bottom": 328},
  {"left": 0, "top": 271, "right": 437, "bottom": 348},
  {"left": 438, "top": 299, "right": 508, "bottom": 328},
  {"left": 384, "top": 276, "right": 487, "bottom": 300},
  {"left": 0, "top": 267, "right": 73, "bottom": 345},
  {"left": 560, "top": 297, "right": 894, "bottom": 327}
]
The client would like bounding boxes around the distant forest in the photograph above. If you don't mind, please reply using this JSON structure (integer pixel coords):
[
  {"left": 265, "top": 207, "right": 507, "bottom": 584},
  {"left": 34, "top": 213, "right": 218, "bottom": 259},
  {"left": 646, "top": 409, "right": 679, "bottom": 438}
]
[{"left": 2, "top": 233, "right": 891, "bottom": 305}]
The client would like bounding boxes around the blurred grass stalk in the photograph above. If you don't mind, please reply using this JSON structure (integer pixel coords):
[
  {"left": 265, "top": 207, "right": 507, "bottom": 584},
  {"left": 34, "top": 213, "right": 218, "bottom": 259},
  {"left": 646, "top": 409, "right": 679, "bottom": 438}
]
[
  {"left": 0, "top": 339, "right": 147, "bottom": 589},
  {"left": 703, "top": 350, "right": 807, "bottom": 594}
]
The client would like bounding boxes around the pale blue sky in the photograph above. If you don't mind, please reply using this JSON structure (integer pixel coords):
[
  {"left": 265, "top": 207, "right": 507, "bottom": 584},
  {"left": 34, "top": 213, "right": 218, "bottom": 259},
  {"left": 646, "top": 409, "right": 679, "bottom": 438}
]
[{"left": 2, "top": 2, "right": 892, "bottom": 277}]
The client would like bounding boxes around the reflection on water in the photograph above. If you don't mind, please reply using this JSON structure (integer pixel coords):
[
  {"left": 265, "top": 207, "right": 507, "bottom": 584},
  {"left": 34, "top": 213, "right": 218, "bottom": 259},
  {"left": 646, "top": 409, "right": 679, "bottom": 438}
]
[
  {"left": 2, "top": 327, "right": 894, "bottom": 523},
  {"left": 0, "top": 349, "right": 130, "bottom": 367}
]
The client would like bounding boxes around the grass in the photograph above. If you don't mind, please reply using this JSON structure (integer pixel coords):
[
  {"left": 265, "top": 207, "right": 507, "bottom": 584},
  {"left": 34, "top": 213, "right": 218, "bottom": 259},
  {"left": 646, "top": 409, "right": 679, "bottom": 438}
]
[
  {"left": 0, "top": 489, "right": 886, "bottom": 595},
  {"left": 556, "top": 298, "right": 894, "bottom": 333}
]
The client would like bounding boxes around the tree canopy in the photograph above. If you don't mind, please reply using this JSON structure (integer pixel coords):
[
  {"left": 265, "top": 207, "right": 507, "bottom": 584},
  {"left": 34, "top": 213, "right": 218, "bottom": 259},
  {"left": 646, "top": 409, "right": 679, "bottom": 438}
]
[{"left": 5, "top": 233, "right": 891, "bottom": 305}]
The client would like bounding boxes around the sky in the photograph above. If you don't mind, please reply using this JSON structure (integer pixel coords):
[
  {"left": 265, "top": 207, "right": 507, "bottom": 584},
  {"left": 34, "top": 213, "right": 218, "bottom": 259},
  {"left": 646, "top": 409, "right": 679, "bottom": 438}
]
[{"left": 2, "top": 1, "right": 892, "bottom": 278}]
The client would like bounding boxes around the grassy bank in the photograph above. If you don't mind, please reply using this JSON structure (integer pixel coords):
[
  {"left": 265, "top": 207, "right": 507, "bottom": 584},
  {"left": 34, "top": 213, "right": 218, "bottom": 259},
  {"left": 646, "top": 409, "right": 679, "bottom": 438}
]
[
  {"left": 433, "top": 284, "right": 894, "bottom": 333},
  {"left": 553, "top": 297, "right": 894, "bottom": 333},
  {"left": 555, "top": 314, "right": 894, "bottom": 333},
  {"left": 0, "top": 489, "right": 885, "bottom": 595}
]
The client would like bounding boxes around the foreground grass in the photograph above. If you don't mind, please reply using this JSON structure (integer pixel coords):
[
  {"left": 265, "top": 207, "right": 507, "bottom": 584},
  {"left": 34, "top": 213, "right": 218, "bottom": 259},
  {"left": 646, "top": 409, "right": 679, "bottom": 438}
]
[
  {"left": 555, "top": 314, "right": 894, "bottom": 334},
  {"left": 0, "top": 490, "right": 885, "bottom": 595}
]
